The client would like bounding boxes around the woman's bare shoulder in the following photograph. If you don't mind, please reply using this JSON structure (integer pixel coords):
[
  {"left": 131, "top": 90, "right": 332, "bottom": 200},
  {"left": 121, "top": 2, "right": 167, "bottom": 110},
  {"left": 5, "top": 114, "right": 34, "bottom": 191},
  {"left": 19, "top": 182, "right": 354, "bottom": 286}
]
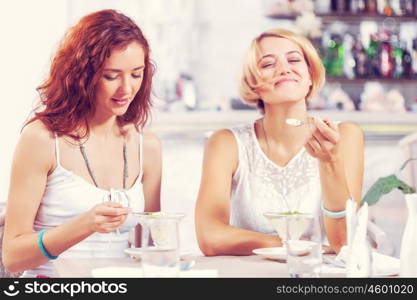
[
  {"left": 20, "top": 120, "right": 55, "bottom": 145},
  {"left": 15, "top": 120, "right": 55, "bottom": 169},
  {"left": 141, "top": 129, "right": 161, "bottom": 151},
  {"left": 206, "top": 129, "right": 237, "bottom": 150}
]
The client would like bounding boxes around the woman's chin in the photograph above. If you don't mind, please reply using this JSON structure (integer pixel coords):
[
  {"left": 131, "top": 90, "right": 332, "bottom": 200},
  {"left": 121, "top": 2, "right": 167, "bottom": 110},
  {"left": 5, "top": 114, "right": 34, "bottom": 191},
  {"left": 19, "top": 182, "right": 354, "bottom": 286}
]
[
  {"left": 111, "top": 107, "right": 130, "bottom": 117},
  {"left": 266, "top": 97, "right": 306, "bottom": 105}
]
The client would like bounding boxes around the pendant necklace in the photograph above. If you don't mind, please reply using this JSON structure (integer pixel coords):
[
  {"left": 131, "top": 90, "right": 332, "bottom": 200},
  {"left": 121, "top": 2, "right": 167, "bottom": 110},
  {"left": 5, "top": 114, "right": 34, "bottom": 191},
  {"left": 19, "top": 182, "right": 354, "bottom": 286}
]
[{"left": 79, "top": 140, "right": 128, "bottom": 190}]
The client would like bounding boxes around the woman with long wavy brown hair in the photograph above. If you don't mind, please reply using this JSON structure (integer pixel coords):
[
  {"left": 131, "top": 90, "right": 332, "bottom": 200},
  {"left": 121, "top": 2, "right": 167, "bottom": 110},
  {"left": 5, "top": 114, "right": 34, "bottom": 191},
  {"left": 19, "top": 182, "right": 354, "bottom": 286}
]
[{"left": 2, "top": 9, "right": 161, "bottom": 277}]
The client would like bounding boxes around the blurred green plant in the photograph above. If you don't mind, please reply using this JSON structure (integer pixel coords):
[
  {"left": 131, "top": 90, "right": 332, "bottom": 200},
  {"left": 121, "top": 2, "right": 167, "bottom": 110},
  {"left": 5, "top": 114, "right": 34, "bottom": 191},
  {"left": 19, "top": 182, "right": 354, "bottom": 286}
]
[{"left": 361, "top": 158, "right": 416, "bottom": 206}]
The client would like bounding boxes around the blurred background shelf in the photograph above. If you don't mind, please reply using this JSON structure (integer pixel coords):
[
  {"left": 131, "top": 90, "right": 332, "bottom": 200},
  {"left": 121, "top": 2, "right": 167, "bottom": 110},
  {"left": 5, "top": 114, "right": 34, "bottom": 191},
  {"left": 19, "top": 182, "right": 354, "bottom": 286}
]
[
  {"left": 317, "top": 13, "right": 417, "bottom": 22},
  {"left": 151, "top": 110, "right": 417, "bottom": 140},
  {"left": 266, "top": 13, "right": 417, "bottom": 22},
  {"left": 326, "top": 77, "right": 417, "bottom": 83},
  {"left": 263, "top": 0, "right": 417, "bottom": 112}
]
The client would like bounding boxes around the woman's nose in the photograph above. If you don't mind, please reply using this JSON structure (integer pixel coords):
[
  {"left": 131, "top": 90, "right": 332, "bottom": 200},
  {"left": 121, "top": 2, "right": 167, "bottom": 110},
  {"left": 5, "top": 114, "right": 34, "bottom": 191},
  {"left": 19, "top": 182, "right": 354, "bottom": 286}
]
[
  {"left": 119, "top": 77, "right": 133, "bottom": 95},
  {"left": 276, "top": 60, "right": 291, "bottom": 75}
]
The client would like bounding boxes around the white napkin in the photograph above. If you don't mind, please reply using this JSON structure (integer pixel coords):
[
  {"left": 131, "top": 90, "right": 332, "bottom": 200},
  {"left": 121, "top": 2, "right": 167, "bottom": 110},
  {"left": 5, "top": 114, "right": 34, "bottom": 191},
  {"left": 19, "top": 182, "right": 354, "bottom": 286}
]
[
  {"left": 334, "top": 199, "right": 399, "bottom": 277},
  {"left": 320, "top": 264, "right": 345, "bottom": 275},
  {"left": 91, "top": 267, "right": 218, "bottom": 278},
  {"left": 371, "top": 251, "right": 400, "bottom": 276},
  {"left": 367, "top": 220, "right": 395, "bottom": 256},
  {"left": 345, "top": 200, "right": 372, "bottom": 277},
  {"left": 328, "top": 246, "right": 400, "bottom": 276}
]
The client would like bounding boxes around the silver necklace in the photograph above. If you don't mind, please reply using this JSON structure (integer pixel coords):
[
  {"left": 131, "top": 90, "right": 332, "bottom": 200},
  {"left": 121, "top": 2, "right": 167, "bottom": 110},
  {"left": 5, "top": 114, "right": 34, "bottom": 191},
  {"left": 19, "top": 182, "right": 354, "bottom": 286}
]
[
  {"left": 79, "top": 141, "right": 128, "bottom": 189},
  {"left": 261, "top": 118, "right": 271, "bottom": 158},
  {"left": 260, "top": 118, "right": 300, "bottom": 213}
]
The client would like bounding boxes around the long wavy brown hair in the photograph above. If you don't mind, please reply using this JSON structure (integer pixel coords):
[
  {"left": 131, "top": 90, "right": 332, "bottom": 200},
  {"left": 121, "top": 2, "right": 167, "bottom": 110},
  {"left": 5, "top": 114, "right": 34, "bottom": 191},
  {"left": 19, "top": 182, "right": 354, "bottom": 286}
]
[{"left": 27, "top": 9, "right": 155, "bottom": 139}]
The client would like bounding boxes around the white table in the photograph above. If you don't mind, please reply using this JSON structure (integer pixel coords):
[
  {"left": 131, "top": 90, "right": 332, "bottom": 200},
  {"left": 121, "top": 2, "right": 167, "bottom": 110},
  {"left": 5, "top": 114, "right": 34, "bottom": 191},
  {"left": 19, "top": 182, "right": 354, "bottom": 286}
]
[{"left": 53, "top": 255, "right": 344, "bottom": 278}]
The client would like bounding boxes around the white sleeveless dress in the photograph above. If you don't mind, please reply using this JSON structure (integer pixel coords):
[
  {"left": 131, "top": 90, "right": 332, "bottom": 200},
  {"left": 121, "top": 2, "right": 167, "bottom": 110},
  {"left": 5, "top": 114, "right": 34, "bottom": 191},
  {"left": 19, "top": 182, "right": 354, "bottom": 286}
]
[
  {"left": 229, "top": 122, "right": 322, "bottom": 235},
  {"left": 21, "top": 133, "right": 145, "bottom": 277}
]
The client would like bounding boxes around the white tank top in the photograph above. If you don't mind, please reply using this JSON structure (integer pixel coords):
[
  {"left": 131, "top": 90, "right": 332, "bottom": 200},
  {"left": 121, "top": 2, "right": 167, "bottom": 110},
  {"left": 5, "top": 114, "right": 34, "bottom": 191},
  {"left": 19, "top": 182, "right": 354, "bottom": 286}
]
[
  {"left": 229, "top": 122, "right": 322, "bottom": 234},
  {"left": 22, "top": 133, "right": 145, "bottom": 277}
]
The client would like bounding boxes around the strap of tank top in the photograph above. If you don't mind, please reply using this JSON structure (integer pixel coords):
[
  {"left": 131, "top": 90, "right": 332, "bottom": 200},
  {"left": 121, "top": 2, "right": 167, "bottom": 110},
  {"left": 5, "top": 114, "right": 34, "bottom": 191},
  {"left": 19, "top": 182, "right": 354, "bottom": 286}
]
[
  {"left": 138, "top": 132, "right": 143, "bottom": 180},
  {"left": 229, "top": 127, "right": 243, "bottom": 164},
  {"left": 54, "top": 133, "right": 61, "bottom": 167}
]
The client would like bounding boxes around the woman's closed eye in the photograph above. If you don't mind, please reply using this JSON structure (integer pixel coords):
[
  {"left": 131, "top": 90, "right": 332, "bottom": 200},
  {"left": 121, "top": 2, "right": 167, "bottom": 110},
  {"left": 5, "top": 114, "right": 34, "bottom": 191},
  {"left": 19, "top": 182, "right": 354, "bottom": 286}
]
[
  {"left": 260, "top": 61, "right": 275, "bottom": 69},
  {"left": 103, "top": 74, "right": 118, "bottom": 81},
  {"left": 287, "top": 56, "right": 302, "bottom": 63},
  {"left": 103, "top": 73, "right": 142, "bottom": 81},
  {"left": 288, "top": 58, "right": 301, "bottom": 63}
]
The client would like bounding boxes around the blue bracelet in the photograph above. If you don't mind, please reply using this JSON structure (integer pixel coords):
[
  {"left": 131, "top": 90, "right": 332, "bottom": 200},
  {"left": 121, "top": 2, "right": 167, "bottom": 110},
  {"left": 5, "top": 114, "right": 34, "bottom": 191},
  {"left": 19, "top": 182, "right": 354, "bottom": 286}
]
[
  {"left": 321, "top": 203, "right": 347, "bottom": 219},
  {"left": 37, "top": 229, "right": 58, "bottom": 260}
]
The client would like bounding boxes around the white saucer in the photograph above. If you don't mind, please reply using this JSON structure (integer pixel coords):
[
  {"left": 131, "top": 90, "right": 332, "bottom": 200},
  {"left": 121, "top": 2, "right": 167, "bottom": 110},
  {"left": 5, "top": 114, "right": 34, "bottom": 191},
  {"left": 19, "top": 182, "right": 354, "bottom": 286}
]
[
  {"left": 253, "top": 247, "right": 287, "bottom": 261},
  {"left": 124, "top": 248, "right": 193, "bottom": 261}
]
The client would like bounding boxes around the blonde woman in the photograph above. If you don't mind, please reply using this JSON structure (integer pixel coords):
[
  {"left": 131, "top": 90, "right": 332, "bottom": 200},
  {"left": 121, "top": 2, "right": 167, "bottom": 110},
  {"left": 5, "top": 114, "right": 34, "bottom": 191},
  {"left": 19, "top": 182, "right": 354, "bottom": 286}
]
[{"left": 195, "top": 29, "right": 364, "bottom": 256}]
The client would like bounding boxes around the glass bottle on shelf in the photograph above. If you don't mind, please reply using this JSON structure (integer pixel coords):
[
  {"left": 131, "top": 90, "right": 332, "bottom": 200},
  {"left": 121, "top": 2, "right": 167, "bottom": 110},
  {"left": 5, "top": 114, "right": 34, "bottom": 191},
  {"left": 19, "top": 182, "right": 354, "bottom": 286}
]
[
  {"left": 315, "top": 0, "right": 331, "bottom": 14},
  {"left": 400, "top": 0, "right": 415, "bottom": 16},
  {"left": 412, "top": 39, "right": 417, "bottom": 77},
  {"left": 331, "top": 0, "right": 345, "bottom": 12},
  {"left": 343, "top": 33, "right": 356, "bottom": 79},
  {"left": 402, "top": 42, "right": 413, "bottom": 78},
  {"left": 330, "top": 0, "right": 353, "bottom": 13},
  {"left": 352, "top": 0, "right": 366, "bottom": 13},
  {"left": 330, "top": 0, "right": 338, "bottom": 12},
  {"left": 379, "top": 30, "right": 394, "bottom": 78},
  {"left": 390, "top": 0, "right": 403, "bottom": 16},
  {"left": 367, "top": 33, "right": 380, "bottom": 77},
  {"left": 353, "top": 37, "right": 368, "bottom": 77},
  {"left": 376, "top": 0, "right": 384, "bottom": 15},
  {"left": 344, "top": 0, "right": 351, "bottom": 12},
  {"left": 391, "top": 34, "right": 404, "bottom": 78},
  {"left": 328, "top": 34, "right": 345, "bottom": 77},
  {"left": 382, "top": 0, "right": 393, "bottom": 16},
  {"left": 366, "top": 0, "right": 378, "bottom": 14},
  {"left": 350, "top": 0, "right": 359, "bottom": 13}
]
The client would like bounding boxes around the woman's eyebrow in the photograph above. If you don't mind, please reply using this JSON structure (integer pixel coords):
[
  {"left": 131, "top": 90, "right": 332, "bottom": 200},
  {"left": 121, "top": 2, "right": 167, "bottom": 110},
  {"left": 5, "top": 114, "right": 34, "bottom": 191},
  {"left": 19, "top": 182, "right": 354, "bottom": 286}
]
[
  {"left": 103, "top": 66, "right": 145, "bottom": 72},
  {"left": 258, "top": 54, "right": 275, "bottom": 62},
  {"left": 259, "top": 50, "right": 302, "bottom": 62},
  {"left": 286, "top": 50, "right": 302, "bottom": 56}
]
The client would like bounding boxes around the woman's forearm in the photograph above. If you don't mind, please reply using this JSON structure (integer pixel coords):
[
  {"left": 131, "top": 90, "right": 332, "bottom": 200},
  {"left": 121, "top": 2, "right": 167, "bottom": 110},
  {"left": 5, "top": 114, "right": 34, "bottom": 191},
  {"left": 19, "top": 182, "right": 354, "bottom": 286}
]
[
  {"left": 198, "top": 223, "right": 281, "bottom": 256},
  {"left": 3, "top": 213, "right": 93, "bottom": 273},
  {"left": 319, "top": 159, "right": 351, "bottom": 210},
  {"left": 319, "top": 159, "right": 351, "bottom": 253}
]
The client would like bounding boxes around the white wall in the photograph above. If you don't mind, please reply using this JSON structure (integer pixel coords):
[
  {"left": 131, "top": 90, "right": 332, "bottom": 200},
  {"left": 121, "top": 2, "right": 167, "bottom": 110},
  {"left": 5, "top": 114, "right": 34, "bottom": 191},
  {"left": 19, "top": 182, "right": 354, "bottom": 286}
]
[
  {"left": 0, "top": 0, "right": 69, "bottom": 206},
  {"left": 194, "top": 0, "right": 266, "bottom": 106}
]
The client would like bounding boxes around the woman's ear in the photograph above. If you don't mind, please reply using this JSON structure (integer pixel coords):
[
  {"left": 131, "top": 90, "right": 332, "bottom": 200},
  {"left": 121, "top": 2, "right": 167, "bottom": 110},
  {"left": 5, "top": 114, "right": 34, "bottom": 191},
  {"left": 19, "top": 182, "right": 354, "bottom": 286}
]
[
  {"left": 306, "top": 66, "right": 313, "bottom": 85},
  {"left": 305, "top": 75, "right": 313, "bottom": 100}
]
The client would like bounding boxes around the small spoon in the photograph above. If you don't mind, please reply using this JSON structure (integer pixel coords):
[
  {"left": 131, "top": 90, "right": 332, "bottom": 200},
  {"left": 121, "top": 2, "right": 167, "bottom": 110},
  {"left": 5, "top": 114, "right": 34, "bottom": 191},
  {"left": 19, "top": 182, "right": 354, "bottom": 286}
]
[{"left": 285, "top": 118, "right": 311, "bottom": 127}]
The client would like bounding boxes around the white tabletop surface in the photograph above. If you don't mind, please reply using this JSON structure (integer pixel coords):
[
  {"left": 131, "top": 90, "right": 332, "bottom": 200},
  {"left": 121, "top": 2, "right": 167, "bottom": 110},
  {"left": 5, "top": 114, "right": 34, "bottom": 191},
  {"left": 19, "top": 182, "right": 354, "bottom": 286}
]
[{"left": 53, "top": 254, "right": 346, "bottom": 278}]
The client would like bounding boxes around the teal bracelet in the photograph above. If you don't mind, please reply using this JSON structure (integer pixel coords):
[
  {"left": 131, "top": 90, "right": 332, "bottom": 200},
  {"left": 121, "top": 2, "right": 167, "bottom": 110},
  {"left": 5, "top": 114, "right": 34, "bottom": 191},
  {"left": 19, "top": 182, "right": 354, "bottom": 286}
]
[
  {"left": 37, "top": 229, "right": 58, "bottom": 260},
  {"left": 321, "top": 203, "right": 347, "bottom": 219}
]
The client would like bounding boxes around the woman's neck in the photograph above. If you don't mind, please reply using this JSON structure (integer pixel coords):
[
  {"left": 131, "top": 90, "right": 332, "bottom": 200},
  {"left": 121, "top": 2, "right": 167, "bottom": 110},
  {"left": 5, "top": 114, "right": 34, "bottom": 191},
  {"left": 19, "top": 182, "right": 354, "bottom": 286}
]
[
  {"left": 87, "top": 114, "right": 122, "bottom": 141},
  {"left": 262, "top": 100, "right": 310, "bottom": 146}
]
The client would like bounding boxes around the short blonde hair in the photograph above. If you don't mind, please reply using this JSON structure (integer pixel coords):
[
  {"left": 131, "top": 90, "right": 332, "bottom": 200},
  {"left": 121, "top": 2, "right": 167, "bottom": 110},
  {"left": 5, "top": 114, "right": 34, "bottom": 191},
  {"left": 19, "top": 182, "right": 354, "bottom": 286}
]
[{"left": 239, "top": 28, "right": 325, "bottom": 110}]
